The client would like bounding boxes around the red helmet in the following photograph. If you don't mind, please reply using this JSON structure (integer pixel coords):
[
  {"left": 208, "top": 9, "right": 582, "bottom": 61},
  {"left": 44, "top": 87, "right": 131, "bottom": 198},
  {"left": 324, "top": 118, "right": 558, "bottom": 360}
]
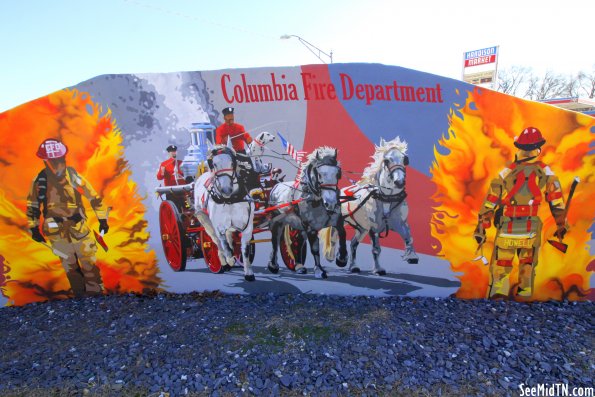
[
  {"left": 514, "top": 127, "right": 546, "bottom": 151},
  {"left": 36, "top": 138, "right": 68, "bottom": 159}
]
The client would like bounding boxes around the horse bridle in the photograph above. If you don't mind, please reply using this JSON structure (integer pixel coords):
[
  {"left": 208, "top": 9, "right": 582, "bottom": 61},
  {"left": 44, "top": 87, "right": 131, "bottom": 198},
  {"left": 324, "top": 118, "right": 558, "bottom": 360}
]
[
  {"left": 209, "top": 150, "right": 239, "bottom": 197},
  {"left": 384, "top": 159, "right": 406, "bottom": 174},
  {"left": 306, "top": 164, "right": 340, "bottom": 195}
]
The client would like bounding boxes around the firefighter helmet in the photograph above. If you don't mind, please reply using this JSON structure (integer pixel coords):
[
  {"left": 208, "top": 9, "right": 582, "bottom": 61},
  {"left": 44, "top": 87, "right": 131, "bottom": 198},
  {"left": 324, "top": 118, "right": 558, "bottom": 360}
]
[
  {"left": 514, "top": 127, "right": 546, "bottom": 150},
  {"left": 36, "top": 138, "right": 68, "bottom": 159}
]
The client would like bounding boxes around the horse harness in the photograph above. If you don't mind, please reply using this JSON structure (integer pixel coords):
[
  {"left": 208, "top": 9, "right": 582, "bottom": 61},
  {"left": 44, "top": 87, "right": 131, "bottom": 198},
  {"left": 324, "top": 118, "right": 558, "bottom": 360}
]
[
  {"left": 346, "top": 186, "right": 407, "bottom": 238},
  {"left": 282, "top": 162, "right": 341, "bottom": 233}
]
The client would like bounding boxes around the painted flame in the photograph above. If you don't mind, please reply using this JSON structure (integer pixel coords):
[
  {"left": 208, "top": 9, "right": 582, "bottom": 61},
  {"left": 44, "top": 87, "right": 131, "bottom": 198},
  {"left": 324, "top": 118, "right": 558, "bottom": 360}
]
[
  {"left": 0, "top": 89, "right": 163, "bottom": 306},
  {"left": 430, "top": 87, "right": 594, "bottom": 301}
]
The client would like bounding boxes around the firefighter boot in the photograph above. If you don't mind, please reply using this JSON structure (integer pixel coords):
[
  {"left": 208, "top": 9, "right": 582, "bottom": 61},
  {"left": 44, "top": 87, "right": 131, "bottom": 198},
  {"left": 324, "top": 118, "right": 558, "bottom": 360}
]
[
  {"left": 64, "top": 266, "right": 87, "bottom": 298},
  {"left": 488, "top": 249, "right": 514, "bottom": 299}
]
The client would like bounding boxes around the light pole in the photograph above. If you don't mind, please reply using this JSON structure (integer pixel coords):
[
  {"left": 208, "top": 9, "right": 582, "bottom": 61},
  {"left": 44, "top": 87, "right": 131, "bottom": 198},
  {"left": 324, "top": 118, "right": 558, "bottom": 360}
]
[{"left": 280, "top": 34, "right": 333, "bottom": 64}]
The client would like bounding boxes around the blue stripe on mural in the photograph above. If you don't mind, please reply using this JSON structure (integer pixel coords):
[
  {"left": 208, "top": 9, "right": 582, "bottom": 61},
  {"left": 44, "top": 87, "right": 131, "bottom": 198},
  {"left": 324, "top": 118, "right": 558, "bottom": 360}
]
[{"left": 328, "top": 63, "right": 467, "bottom": 176}]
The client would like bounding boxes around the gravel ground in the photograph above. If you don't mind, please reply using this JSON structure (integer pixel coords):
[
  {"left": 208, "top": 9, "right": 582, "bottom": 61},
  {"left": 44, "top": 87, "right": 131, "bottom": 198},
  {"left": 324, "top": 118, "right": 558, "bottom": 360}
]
[{"left": 0, "top": 292, "right": 593, "bottom": 397}]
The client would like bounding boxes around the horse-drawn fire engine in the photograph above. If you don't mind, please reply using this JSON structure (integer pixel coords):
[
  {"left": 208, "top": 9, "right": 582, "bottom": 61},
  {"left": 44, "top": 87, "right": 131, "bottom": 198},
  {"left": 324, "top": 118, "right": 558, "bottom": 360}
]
[{"left": 155, "top": 123, "right": 305, "bottom": 275}]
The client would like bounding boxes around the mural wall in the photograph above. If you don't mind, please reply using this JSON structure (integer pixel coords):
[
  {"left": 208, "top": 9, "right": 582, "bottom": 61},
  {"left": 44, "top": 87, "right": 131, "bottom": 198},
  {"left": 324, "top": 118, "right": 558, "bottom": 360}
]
[{"left": 0, "top": 63, "right": 593, "bottom": 306}]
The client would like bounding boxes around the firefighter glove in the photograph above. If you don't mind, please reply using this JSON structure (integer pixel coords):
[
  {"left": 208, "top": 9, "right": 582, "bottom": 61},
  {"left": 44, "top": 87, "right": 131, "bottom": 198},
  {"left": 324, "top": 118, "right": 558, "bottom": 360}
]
[
  {"left": 99, "top": 219, "right": 109, "bottom": 234},
  {"left": 473, "top": 224, "right": 486, "bottom": 245},
  {"left": 30, "top": 227, "right": 46, "bottom": 243},
  {"left": 554, "top": 224, "right": 567, "bottom": 240}
]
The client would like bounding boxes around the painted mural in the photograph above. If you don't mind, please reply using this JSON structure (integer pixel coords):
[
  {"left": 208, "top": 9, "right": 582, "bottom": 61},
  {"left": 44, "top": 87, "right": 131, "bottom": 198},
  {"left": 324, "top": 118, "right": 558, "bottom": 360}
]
[{"left": 0, "top": 63, "right": 592, "bottom": 306}]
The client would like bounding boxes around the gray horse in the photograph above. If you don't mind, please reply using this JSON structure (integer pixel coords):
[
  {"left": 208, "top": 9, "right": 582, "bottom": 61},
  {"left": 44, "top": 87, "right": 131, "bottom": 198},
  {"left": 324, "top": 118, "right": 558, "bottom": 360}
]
[{"left": 267, "top": 147, "right": 348, "bottom": 278}]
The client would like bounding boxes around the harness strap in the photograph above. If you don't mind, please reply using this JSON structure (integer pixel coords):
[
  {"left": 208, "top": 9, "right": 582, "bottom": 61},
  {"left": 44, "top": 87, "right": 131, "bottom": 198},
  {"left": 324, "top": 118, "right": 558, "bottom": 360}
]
[
  {"left": 503, "top": 171, "right": 526, "bottom": 205},
  {"left": 214, "top": 168, "right": 235, "bottom": 176},
  {"left": 372, "top": 189, "right": 407, "bottom": 204},
  {"left": 526, "top": 171, "right": 542, "bottom": 204},
  {"left": 379, "top": 220, "right": 390, "bottom": 238},
  {"left": 344, "top": 190, "right": 375, "bottom": 232},
  {"left": 35, "top": 169, "right": 48, "bottom": 217}
]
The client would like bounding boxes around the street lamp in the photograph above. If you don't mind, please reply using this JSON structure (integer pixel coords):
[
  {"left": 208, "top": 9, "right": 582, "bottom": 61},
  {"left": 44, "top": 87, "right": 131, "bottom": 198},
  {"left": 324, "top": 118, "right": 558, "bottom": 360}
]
[{"left": 280, "top": 34, "right": 333, "bottom": 64}]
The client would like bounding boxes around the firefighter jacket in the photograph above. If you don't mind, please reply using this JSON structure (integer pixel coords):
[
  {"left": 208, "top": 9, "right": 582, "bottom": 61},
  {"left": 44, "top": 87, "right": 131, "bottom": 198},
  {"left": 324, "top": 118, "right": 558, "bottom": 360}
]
[
  {"left": 477, "top": 151, "right": 566, "bottom": 238},
  {"left": 26, "top": 166, "right": 107, "bottom": 239}
]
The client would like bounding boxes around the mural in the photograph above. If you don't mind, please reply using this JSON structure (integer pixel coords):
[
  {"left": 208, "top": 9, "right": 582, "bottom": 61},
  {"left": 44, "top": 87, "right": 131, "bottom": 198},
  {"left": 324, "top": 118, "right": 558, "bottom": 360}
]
[
  {"left": 430, "top": 87, "right": 594, "bottom": 301},
  {"left": 0, "top": 64, "right": 592, "bottom": 306},
  {"left": 0, "top": 91, "right": 162, "bottom": 306}
]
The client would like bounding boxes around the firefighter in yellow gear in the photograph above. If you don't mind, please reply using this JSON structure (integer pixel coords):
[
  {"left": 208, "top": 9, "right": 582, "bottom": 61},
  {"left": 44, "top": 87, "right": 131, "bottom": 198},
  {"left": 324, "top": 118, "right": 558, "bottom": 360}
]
[
  {"left": 26, "top": 138, "right": 109, "bottom": 298},
  {"left": 474, "top": 127, "right": 567, "bottom": 298}
]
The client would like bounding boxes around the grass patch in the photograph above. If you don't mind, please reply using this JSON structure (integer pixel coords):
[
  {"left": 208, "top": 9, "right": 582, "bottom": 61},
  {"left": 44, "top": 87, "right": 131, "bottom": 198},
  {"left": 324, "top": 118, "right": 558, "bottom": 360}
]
[
  {"left": 223, "top": 322, "right": 248, "bottom": 335},
  {"left": 292, "top": 324, "right": 333, "bottom": 340}
]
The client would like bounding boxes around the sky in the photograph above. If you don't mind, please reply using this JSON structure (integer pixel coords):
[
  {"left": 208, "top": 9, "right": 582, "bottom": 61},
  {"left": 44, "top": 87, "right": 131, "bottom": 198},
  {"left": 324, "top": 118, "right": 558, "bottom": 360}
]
[{"left": 1, "top": 0, "right": 593, "bottom": 112}]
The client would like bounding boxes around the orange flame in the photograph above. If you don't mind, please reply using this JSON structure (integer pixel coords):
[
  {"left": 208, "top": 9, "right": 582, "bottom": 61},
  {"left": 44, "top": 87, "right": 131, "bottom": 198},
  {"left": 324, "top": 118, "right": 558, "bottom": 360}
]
[
  {"left": 430, "top": 87, "right": 594, "bottom": 301},
  {"left": 0, "top": 89, "right": 163, "bottom": 306}
]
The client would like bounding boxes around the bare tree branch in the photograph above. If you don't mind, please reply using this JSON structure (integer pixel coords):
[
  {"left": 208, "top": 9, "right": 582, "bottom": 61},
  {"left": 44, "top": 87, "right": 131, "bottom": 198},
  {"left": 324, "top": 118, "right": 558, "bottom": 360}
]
[
  {"left": 578, "top": 66, "right": 595, "bottom": 98},
  {"left": 496, "top": 64, "right": 595, "bottom": 101},
  {"left": 497, "top": 66, "right": 532, "bottom": 96}
]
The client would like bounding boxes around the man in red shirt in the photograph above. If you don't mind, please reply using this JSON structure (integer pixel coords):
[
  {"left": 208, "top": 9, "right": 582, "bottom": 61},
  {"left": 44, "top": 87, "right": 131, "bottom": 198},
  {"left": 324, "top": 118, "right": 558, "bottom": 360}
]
[
  {"left": 157, "top": 145, "right": 186, "bottom": 208},
  {"left": 157, "top": 145, "right": 185, "bottom": 186},
  {"left": 215, "top": 107, "right": 262, "bottom": 196},
  {"left": 215, "top": 107, "right": 253, "bottom": 154}
]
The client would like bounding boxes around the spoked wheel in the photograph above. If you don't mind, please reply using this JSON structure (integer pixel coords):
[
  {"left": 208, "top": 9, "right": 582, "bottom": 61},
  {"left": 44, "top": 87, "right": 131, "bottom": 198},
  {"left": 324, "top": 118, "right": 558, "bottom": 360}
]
[
  {"left": 200, "top": 231, "right": 223, "bottom": 274},
  {"left": 159, "top": 200, "right": 187, "bottom": 272},
  {"left": 280, "top": 226, "right": 306, "bottom": 271}
]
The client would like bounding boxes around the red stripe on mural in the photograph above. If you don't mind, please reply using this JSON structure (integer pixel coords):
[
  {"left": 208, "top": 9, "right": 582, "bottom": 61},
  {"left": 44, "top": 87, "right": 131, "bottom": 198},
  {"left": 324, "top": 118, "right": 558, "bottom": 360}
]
[{"left": 301, "top": 65, "right": 440, "bottom": 256}]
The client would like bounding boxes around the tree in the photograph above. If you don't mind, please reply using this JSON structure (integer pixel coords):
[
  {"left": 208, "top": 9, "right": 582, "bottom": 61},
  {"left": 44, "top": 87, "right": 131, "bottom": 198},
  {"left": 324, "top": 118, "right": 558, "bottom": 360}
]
[
  {"left": 496, "top": 66, "right": 531, "bottom": 96},
  {"left": 578, "top": 66, "right": 595, "bottom": 98},
  {"left": 524, "top": 71, "right": 567, "bottom": 101},
  {"left": 496, "top": 66, "right": 595, "bottom": 100}
]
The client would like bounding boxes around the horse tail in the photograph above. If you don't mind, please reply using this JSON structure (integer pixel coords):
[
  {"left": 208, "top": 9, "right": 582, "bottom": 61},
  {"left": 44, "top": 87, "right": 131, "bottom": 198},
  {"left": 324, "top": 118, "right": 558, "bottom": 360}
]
[{"left": 319, "top": 227, "right": 338, "bottom": 262}]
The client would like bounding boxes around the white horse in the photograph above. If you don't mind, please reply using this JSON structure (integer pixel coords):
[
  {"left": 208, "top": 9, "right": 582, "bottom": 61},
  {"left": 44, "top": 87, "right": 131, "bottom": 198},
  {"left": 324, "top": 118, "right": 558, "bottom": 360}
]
[
  {"left": 322, "top": 137, "right": 418, "bottom": 275},
  {"left": 193, "top": 144, "right": 256, "bottom": 281}
]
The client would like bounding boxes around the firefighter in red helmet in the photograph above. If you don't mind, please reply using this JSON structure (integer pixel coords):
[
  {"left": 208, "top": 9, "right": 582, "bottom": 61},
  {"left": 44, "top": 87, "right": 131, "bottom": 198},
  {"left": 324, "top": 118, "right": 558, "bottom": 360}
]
[
  {"left": 474, "top": 127, "right": 567, "bottom": 299},
  {"left": 26, "top": 138, "right": 109, "bottom": 298}
]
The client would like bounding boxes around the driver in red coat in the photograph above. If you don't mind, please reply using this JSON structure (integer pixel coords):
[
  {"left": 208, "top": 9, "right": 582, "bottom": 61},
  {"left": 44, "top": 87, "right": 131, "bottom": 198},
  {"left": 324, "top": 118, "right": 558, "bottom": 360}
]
[
  {"left": 215, "top": 107, "right": 253, "bottom": 153},
  {"left": 215, "top": 107, "right": 262, "bottom": 198}
]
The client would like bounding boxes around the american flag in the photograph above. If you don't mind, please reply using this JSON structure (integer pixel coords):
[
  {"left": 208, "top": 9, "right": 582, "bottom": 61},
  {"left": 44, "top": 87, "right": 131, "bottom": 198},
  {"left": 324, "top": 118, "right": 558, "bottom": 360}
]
[{"left": 277, "top": 132, "right": 307, "bottom": 163}]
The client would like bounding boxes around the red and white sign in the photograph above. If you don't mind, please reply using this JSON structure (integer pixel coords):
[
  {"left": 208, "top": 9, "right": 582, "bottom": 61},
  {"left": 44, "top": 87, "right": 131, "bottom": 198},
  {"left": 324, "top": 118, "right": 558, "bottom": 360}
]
[
  {"left": 464, "top": 54, "right": 496, "bottom": 67},
  {"left": 463, "top": 46, "right": 499, "bottom": 88}
]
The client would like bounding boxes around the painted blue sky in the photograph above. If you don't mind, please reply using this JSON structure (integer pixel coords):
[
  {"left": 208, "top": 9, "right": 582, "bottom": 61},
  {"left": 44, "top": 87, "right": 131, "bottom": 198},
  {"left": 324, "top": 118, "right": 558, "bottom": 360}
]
[{"left": 1, "top": 0, "right": 593, "bottom": 112}]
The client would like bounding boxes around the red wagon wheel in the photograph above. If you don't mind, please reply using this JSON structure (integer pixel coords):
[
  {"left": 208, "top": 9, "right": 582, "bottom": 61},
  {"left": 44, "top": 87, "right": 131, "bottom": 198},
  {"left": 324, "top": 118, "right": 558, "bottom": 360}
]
[
  {"left": 159, "top": 200, "right": 187, "bottom": 272},
  {"left": 280, "top": 226, "right": 306, "bottom": 271},
  {"left": 202, "top": 231, "right": 256, "bottom": 273},
  {"left": 200, "top": 231, "right": 223, "bottom": 274}
]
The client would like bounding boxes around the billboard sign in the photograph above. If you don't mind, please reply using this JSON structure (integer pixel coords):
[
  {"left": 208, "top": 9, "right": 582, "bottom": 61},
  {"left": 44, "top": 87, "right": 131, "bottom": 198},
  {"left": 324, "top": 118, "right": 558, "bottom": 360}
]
[{"left": 463, "top": 46, "right": 499, "bottom": 89}]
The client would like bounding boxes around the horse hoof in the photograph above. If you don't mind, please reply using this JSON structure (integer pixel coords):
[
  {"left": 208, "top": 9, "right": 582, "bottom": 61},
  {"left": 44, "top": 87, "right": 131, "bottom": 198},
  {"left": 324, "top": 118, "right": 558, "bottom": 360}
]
[
  {"left": 245, "top": 274, "right": 255, "bottom": 282},
  {"left": 321, "top": 271, "right": 327, "bottom": 279},
  {"left": 315, "top": 270, "right": 327, "bottom": 279},
  {"left": 222, "top": 265, "right": 232, "bottom": 272},
  {"left": 296, "top": 267, "right": 307, "bottom": 275},
  {"left": 350, "top": 267, "right": 360, "bottom": 273},
  {"left": 374, "top": 269, "right": 387, "bottom": 276},
  {"left": 267, "top": 264, "right": 279, "bottom": 274},
  {"left": 335, "top": 256, "right": 348, "bottom": 268},
  {"left": 407, "top": 258, "right": 419, "bottom": 264}
]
